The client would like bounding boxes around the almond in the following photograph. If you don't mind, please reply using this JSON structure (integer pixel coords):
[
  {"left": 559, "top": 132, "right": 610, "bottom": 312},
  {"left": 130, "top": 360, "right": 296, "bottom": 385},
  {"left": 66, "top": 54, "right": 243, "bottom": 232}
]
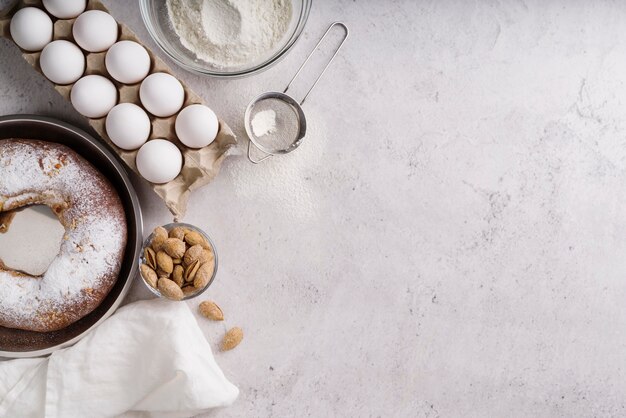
[
  {"left": 172, "top": 265, "right": 184, "bottom": 287},
  {"left": 193, "top": 260, "right": 214, "bottom": 289},
  {"left": 169, "top": 226, "right": 186, "bottom": 240},
  {"left": 183, "top": 244, "right": 203, "bottom": 266},
  {"left": 182, "top": 285, "right": 197, "bottom": 297},
  {"left": 184, "top": 231, "right": 209, "bottom": 249},
  {"left": 144, "top": 247, "right": 157, "bottom": 270},
  {"left": 162, "top": 238, "right": 186, "bottom": 259},
  {"left": 151, "top": 226, "right": 168, "bottom": 251},
  {"left": 156, "top": 250, "right": 173, "bottom": 274},
  {"left": 199, "top": 300, "right": 224, "bottom": 321},
  {"left": 184, "top": 260, "right": 200, "bottom": 282},
  {"left": 221, "top": 327, "right": 243, "bottom": 351},
  {"left": 157, "top": 278, "right": 184, "bottom": 301},
  {"left": 140, "top": 264, "right": 157, "bottom": 288},
  {"left": 199, "top": 248, "right": 214, "bottom": 265}
]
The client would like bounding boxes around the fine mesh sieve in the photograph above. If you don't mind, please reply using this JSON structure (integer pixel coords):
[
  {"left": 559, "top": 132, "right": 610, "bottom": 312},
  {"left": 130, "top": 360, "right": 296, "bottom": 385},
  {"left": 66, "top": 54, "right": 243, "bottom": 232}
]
[{"left": 245, "top": 22, "right": 349, "bottom": 163}]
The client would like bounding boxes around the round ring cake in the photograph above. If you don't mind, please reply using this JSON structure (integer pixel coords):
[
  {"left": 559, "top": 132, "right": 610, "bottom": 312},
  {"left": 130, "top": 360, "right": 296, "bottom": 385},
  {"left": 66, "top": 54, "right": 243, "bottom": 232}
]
[{"left": 0, "top": 139, "right": 127, "bottom": 332}]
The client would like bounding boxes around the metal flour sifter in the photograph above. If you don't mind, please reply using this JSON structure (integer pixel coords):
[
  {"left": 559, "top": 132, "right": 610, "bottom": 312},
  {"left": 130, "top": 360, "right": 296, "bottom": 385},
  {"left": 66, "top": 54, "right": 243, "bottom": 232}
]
[{"left": 244, "top": 22, "right": 349, "bottom": 163}]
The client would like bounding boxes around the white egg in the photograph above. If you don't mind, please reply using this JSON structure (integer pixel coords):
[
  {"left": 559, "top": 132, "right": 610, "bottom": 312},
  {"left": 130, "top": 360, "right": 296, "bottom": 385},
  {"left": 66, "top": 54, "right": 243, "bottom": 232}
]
[
  {"left": 72, "top": 10, "right": 118, "bottom": 53},
  {"left": 42, "top": 0, "right": 86, "bottom": 19},
  {"left": 105, "top": 103, "right": 151, "bottom": 150},
  {"left": 70, "top": 75, "right": 117, "bottom": 118},
  {"left": 139, "top": 73, "right": 185, "bottom": 117},
  {"left": 40, "top": 40, "right": 85, "bottom": 85},
  {"left": 105, "top": 41, "right": 151, "bottom": 84},
  {"left": 175, "top": 104, "right": 219, "bottom": 149},
  {"left": 10, "top": 7, "right": 53, "bottom": 51},
  {"left": 136, "top": 139, "right": 183, "bottom": 184}
]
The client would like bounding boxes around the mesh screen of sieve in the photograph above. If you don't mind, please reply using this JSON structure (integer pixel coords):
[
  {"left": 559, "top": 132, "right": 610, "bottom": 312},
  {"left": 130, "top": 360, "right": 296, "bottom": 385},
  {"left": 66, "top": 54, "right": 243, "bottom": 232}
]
[{"left": 248, "top": 96, "right": 301, "bottom": 153}]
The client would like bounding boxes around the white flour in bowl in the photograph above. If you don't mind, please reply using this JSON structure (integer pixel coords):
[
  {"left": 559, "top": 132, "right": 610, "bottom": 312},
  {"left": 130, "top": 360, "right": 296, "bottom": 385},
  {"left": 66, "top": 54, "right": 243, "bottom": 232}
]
[{"left": 166, "top": 0, "right": 293, "bottom": 69}]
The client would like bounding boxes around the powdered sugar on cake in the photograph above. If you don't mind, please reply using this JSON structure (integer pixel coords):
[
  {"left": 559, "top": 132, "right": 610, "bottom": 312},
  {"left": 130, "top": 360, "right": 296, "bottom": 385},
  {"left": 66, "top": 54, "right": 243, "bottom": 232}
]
[{"left": 0, "top": 139, "right": 127, "bottom": 332}]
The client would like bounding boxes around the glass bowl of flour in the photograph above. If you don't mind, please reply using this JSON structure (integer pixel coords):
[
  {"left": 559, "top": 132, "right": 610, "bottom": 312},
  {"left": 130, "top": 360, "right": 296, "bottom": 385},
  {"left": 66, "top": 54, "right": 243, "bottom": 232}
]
[{"left": 140, "top": 0, "right": 311, "bottom": 77}]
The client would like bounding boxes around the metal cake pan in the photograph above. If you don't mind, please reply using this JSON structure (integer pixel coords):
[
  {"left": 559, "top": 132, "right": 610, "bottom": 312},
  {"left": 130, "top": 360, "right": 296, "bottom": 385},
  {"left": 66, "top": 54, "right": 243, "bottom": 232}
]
[{"left": 0, "top": 115, "right": 143, "bottom": 358}]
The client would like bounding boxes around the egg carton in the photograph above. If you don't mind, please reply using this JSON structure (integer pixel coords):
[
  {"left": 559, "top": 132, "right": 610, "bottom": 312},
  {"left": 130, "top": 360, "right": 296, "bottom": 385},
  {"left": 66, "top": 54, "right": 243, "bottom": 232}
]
[{"left": 0, "top": 0, "right": 237, "bottom": 219}]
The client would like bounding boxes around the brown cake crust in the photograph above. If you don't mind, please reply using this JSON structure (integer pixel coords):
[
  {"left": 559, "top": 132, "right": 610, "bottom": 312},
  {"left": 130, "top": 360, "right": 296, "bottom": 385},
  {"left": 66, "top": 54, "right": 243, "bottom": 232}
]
[{"left": 0, "top": 139, "right": 127, "bottom": 332}]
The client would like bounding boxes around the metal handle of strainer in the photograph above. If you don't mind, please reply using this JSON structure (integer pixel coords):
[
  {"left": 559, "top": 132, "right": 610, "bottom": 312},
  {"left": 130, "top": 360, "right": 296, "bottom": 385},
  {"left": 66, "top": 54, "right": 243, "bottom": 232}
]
[
  {"left": 246, "top": 22, "right": 350, "bottom": 164},
  {"left": 283, "top": 21, "right": 350, "bottom": 106}
]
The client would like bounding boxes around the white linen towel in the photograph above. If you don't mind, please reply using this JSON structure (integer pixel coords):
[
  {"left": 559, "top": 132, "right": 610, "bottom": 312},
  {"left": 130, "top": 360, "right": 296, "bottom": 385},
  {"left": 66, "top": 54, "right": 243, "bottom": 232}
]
[{"left": 0, "top": 299, "right": 239, "bottom": 418}]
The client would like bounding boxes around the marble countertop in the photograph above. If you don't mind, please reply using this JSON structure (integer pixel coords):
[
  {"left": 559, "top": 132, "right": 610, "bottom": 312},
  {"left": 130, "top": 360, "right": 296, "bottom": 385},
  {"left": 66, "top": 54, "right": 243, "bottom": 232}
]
[{"left": 2, "top": 0, "right": 626, "bottom": 416}]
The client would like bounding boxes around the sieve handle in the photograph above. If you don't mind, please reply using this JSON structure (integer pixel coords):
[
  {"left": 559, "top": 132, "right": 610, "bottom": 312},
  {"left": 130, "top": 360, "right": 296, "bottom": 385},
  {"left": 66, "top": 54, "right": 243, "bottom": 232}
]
[
  {"left": 283, "top": 22, "right": 350, "bottom": 106},
  {"left": 247, "top": 141, "right": 272, "bottom": 164}
]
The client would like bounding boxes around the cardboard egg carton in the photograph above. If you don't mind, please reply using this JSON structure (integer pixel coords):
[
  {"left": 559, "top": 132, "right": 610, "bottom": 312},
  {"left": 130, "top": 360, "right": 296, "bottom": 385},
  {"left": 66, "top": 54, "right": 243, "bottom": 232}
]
[{"left": 0, "top": 0, "right": 237, "bottom": 219}]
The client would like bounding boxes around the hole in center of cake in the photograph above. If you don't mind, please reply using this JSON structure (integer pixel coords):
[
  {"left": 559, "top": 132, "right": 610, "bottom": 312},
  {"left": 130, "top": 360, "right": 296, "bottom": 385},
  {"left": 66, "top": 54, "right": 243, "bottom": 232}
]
[{"left": 0, "top": 205, "right": 65, "bottom": 276}]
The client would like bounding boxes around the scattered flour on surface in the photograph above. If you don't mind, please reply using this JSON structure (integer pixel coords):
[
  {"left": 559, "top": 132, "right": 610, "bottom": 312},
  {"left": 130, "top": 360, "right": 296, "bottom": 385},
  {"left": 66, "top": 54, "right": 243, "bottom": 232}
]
[{"left": 226, "top": 109, "right": 327, "bottom": 222}]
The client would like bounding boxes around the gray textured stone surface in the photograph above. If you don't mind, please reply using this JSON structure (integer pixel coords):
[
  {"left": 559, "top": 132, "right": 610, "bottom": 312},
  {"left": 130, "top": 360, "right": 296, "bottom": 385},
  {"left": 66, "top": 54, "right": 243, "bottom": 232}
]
[{"left": 2, "top": 1, "right": 626, "bottom": 416}]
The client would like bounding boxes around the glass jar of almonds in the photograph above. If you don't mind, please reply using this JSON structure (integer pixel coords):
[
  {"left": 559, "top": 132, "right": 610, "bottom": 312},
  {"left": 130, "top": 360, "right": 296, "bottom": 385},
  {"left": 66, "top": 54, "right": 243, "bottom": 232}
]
[{"left": 139, "top": 223, "right": 218, "bottom": 300}]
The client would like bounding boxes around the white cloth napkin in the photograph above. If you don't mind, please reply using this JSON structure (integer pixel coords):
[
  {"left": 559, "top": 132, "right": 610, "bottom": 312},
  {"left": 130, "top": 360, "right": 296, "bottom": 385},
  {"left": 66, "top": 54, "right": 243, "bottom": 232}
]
[{"left": 0, "top": 299, "right": 239, "bottom": 418}]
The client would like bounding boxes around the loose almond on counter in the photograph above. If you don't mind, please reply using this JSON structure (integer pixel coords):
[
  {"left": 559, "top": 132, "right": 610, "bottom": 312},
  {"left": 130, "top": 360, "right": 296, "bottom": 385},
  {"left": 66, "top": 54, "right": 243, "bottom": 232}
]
[
  {"left": 221, "top": 327, "right": 243, "bottom": 351},
  {"left": 199, "top": 300, "right": 224, "bottom": 320}
]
